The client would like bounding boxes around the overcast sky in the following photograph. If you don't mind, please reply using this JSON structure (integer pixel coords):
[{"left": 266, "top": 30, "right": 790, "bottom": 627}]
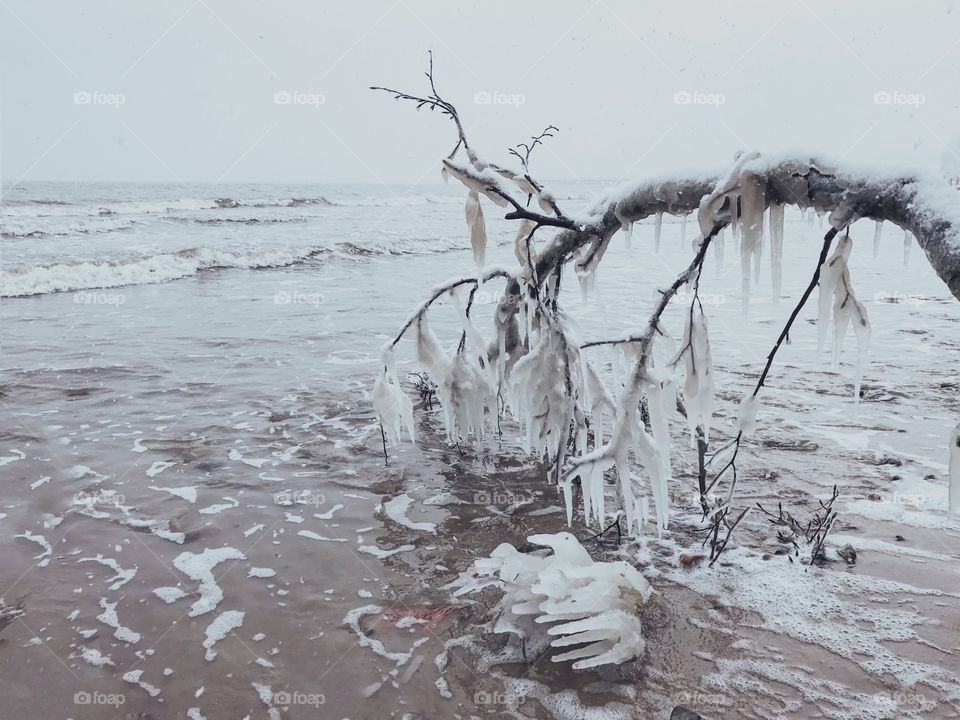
[{"left": 2, "top": 1, "right": 959, "bottom": 185}]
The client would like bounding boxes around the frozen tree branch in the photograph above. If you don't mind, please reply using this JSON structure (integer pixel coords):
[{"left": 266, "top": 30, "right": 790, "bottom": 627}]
[{"left": 371, "top": 56, "right": 960, "bottom": 553}]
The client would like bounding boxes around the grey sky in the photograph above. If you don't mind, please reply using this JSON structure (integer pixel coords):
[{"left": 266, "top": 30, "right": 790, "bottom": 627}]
[{"left": 2, "top": 0, "right": 959, "bottom": 185}]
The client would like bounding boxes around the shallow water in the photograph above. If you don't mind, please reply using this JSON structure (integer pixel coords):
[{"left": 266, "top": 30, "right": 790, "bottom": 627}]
[{"left": 1, "top": 183, "right": 959, "bottom": 719}]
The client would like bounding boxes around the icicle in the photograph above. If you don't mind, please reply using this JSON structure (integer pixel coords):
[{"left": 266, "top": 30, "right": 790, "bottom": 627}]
[
  {"left": 736, "top": 395, "right": 759, "bottom": 436},
  {"left": 643, "top": 373, "right": 674, "bottom": 530},
  {"left": 440, "top": 165, "right": 449, "bottom": 184},
  {"left": 873, "top": 220, "right": 882, "bottom": 258},
  {"left": 949, "top": 425, "right": 960, "bottom": 515},
  {"left": 465, "top": 190, "right": 487, "bottom": 269},
  {"left": 678, "top": 305, "right": 715, "bottom": 442},
  {"left": 832, "top": 268, "right": 871, "bottom": 398},
  {"left": 713, "top": 228, "right": 725, "bottom": 270},
  {"left": 575, "top": 235, "right": 610, "bottom": 301},
  {"left": 752, "top": 209, "right": 765, "bottom": 286},
  {"left": 739, "top": 175, "right": 765, "bottom": 308},
  {"left": 903, "top": 229, "right": 912, "bottom": 265},
  {"left": 819, "top": 235, "right": 871, "bottom": 399},
  {"left": 654, "top": 212, "right": 663, "bottom": 252},
  {"left": 514, "top": 218, "right": 536, "bottom": 268},
  {"left": 769, "top": 204, "right": 784, "bottom": 304},
  {"left": 817, "top": 235, "right": 852, "bottom": 356},
  {"left": 584, "top": 362, "right": 615, "bottom": 449},
  {"left": 615, "top": 208, "right": 633, "bottom": 249},
  {"left": 680, "top": 214, "right": 687, "bottom": 246},
  {"left": 371, "top": 347, "right": 416, "bottom": 446}
]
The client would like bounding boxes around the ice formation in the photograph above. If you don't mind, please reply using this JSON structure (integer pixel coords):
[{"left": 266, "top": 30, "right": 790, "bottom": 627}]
[
  {"left": 454, "top": 532, "right": 651, "bottom": 669},
  {"left": 873, "top": 219, "right": 883, "bottom": 258},
  {"left": 513, "top": 218, "right": 536, "bottom": 267},
  {"left": 736, "top": 395, "right": 760, "bottom": 436},
  {"left": 371, "top": 348, "right": 415, "bottom": 446},
  {"left": 414, "top": 311, "right": 492, "bottom": 442},
  {"left": 676, "top": 303, "right": 715, "bottom": 441},
  {"left": 465, "top": 190, "right": 487, "bottom": 269},
  {"left": 768, "top": 203, "right": 785, "bottom": 302},
  {"left": 816, "top": 234, "right": 871, "bottom": 397},
  {"left": 561, "top": 352, "right": 673, "bottom": 535}
]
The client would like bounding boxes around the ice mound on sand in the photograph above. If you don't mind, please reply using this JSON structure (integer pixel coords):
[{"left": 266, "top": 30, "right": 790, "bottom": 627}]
[{"left": 453, "top": 532, "right": 651, "bottom": 669}]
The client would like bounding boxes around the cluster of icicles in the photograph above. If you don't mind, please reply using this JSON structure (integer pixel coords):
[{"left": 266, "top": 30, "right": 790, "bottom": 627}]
[
  {"left": 372, "top": 151, "right": 876, "bottom": 538},
  {"left": 452, "top": 532, "right": 651, "bottom": 669}
]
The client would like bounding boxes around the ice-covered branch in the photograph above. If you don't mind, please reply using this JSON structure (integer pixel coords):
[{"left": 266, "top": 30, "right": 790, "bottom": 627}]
[
  {"left": 389, "top": 269, "right": 512, "bottom": 348},
  {"left": 504, "top": 157, "right": 960, "bottom": 313},
  {"left": 705, "top": 226, "right": 840, "bottom": 500}
]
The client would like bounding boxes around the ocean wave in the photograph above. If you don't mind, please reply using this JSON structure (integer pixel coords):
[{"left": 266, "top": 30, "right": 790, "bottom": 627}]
[
  {"left": 169, "top": 215, "right": 309, "bottom": 226},
  {"left": 1, "top": 216, "right": 139, "bottom": 238},
  {"left": 0, "top": 246, "right": 327, "bottom": 297},
  {"left": 0, "top": 235, "right": 469, "bottom": 297},
  {"left": 3, "top": 196, "right": 338, "bottom": 218}
]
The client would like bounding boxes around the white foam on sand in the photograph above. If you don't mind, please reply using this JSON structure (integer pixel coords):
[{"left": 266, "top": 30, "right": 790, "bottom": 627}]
[
  {"left": 148, "top": 485, "right": 198, "bottom": 503},
  {"left": 358, "top": 544, "right": 415, "bottom": 559},
  {"left": 202, "top": 610, "right": 245, "bottom": 661},
  {"left": 145, "top": 460, "right": 176, "bottom": 478},
  {"left": 198, "top": 497, "right": 239, "bottom": 515},
  {"left": 15, "top": 531, "right": 52, "bottom": 566},
  {"left": 297, "top": 530, "right": 346, "bottom": 543},
  {"left": 78, "top": 646, "right": 114, "bottom": 667},
  {"left": 665, "top": 547, "right": 960, "bottom": 697},
  {"left": 153, "top": 586, "right": 188, "bottom": 604},
  {"left": 122, "top": 669, "right": 161, "bottom": 697},
  {"left": 313, "top": 503, "right": 345, "bottom": 520},
  {"left": 343, "top": 605, "right": 412, "bottom": 664},
  {"left": 383, "top": 494, "right": 437, "bottom": 534},
  {"left": 78, "top": 554, "right": 137, "bottom": 590},
  {"left": 97, "top": 598, "right": 141, "bottom": 644},
  {"left": 173, "top": 547, "right": 246, "bottom": 617}
]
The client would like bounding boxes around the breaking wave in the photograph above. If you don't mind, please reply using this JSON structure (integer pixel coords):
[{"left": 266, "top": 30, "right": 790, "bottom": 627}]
[{"left": 0, "top": 235, "right": 467, "bottom": 297}]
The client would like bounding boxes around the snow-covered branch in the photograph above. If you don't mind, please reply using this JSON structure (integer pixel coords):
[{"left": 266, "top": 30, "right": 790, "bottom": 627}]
[{"left": 371, "top": 58, "right": 960, "bottom": 555}]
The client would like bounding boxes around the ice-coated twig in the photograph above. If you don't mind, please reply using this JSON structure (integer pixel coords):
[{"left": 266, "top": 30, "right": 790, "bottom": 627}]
[{"left": 389, "top": 269, "right": 512, "bottom": 348}]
